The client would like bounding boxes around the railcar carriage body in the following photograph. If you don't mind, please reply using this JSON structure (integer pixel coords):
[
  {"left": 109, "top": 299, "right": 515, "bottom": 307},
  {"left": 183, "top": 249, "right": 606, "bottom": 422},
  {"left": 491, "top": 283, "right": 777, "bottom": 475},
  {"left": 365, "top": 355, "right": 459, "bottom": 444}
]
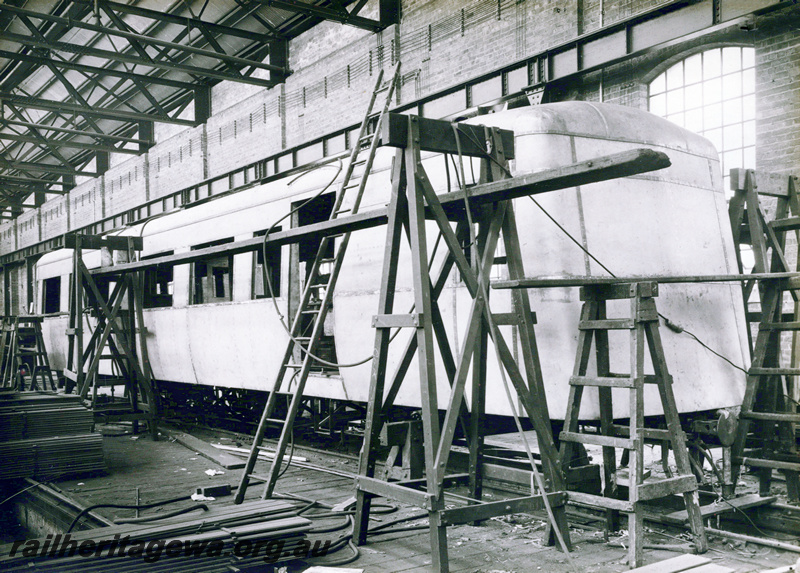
[{"left": 34, "top": 102, "right": 749, "bottom": 420}]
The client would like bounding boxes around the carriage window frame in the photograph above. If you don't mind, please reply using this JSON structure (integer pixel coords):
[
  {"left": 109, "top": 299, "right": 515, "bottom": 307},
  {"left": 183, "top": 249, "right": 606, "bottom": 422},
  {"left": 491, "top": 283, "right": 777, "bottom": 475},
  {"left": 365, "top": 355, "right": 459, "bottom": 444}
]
[
  {"left": 142, "top": 251, "right": 175, "bottom": 309},
  {"left": 42, "top": 276, "right": 61, "bottom": 314},
  {"left": 190, "top": 238, "right": 234, "bottom": 305},
  {"left": 648, "top": 46, "right": 755, "bottom": 193},
  {"left": 253, "top": 228, "right": 282, "bottom": 299}
]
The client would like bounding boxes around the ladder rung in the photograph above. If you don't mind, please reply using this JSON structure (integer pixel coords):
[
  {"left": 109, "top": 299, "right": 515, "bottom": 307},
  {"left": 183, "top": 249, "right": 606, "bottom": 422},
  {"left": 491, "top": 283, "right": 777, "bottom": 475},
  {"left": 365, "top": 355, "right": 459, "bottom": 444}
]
[
  {"left": 637, "top": 475, "right": 697, "bottom": 501},
  {"left": 559, "top": 431, "right": 634, "bottom": 449},
  {"left": 294, "top": 336, "right": 312, "bottom": 341},
  {"left": 300, "top": 309, "right": 320, "bottom": 315},
  {"left": 770, "top": 217, "right": 800, "bottom": 231},
  {"left": 569, "top": 376, "right": 634, "bottom": 388},
  {"left": 578, "top": 319, "right": 634, "bottom": 330},
  {"left": 247, "top": 473, "right": 270, "bottom": 483},
  {"left": 750, "top": 367, "right": 800, "bottom": 376},
  {"left": 741, "top": 411, "right": 800, "bottom": 422},
  {"left": 265, "top": 417, "right": 286, "bottom": 425},
  {"left": 567, "top": 491, "right": 634, "bottom": 513},
  {"left": 18, "top": 346, "right": 42, "bottom": 353},
  {"left": 335, "top": 208, "right": 352, "bottom": 215}
]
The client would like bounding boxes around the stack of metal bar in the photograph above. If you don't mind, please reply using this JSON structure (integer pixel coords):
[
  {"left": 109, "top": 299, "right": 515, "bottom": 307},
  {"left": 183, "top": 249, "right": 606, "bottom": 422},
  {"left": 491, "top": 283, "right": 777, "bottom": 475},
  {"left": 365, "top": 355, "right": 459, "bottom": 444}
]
[
  {"left": 0, "top": 499, "right": 314, "bottom": 572},
  {"left": 0, "top": 392, "right": 104, "bottom": 480}
]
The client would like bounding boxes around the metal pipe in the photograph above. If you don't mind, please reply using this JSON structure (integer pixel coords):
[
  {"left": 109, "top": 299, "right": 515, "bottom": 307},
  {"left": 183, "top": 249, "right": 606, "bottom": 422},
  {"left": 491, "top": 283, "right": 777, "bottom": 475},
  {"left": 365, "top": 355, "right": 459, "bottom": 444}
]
[{"left": 705, "top": 526, "right": 800, "bottom": 553}]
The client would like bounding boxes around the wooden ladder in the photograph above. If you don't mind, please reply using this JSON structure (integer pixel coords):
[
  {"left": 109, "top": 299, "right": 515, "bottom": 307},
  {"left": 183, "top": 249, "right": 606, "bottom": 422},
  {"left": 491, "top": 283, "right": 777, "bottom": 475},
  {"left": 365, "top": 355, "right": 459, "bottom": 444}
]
[
  {"left": 234, "top": 63, "right": 401, "bottom": 504},
  {"left": 14, "top": 316, "right": 56, "bottom": 391},
  {"left": 728, "top": 168, "right": 800, "bottom": 501},
  {"left": 558, "top": 281, "right": 707, "bottom": 569}
]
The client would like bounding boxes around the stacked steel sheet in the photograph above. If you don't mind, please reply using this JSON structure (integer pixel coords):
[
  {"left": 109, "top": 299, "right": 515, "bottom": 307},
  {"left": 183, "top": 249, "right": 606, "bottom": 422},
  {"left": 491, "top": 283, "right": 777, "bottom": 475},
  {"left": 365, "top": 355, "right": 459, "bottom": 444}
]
[
  {"left": 0, "top": 392, "right": 104, "bottom": 480},
  {"left": 0, "top": 499, "right": 314, "bottom": 572}
]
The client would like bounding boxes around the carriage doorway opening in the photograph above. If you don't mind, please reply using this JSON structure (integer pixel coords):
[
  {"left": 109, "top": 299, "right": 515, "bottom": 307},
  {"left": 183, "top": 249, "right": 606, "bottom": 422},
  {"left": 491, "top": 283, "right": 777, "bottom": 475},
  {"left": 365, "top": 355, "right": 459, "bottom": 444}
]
[{"left": 290, "top": 192, "right": 339, "bottom": 374}]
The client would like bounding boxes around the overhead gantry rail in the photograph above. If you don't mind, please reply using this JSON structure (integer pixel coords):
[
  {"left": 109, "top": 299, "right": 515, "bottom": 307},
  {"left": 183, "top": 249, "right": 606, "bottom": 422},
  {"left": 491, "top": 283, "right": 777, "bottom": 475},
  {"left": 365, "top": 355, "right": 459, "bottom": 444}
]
[{"left": 0, "top": 0, "right": 399, "bottom": 217}]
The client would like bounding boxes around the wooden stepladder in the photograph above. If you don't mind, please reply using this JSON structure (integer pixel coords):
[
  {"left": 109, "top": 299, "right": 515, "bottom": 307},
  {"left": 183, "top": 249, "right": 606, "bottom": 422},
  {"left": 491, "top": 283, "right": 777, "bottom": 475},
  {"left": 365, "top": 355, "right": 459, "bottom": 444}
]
[
  {"left": 0, "top": 316, "right": 55, "bottom": 391},
  {"left": 65, "top": 234, "right": 159, "bottom": 438},
  {"left": 728, "top": 168, "right": 800, "bottom": 500},
  {"left": 352, "top": 116, "right": 571, "bottom": 573},
  {"left": 234, "top": 63, "right": 401, "bottom": 504},
  {"left": 558, "top": 282, "right": 707, "bottom": 568},
  {"left": 13, "top": 316, "right": 56, "bottom": 391}
]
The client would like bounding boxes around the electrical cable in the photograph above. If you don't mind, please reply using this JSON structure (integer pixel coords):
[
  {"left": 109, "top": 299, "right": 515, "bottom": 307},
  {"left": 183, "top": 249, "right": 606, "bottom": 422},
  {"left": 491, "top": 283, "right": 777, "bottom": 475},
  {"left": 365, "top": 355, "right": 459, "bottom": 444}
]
[
  {"left": 113, "top": 503, "right": 208, "bottom": 524},
  {"left": 66, "top": 494, "right": 192, "bottom": 533}
]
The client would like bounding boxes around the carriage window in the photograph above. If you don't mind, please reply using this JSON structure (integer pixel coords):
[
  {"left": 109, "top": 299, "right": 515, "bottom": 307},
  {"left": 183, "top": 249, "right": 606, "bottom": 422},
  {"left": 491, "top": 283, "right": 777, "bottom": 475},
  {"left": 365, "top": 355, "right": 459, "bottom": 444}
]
[
  {"left": 42, "top": 277, "right": 61, "bottom": 314},
  {"left": 191, "top": 238, "right": 233, "bottom": 304},
  {"left": 143, "top": 252, "right": 174, "bottom": 308},
  {"left": 649, "top": 47, "right": 755, "bottom": 193},
  {"left": 253, "top": 228, "right": 282, "bottom": 299}
]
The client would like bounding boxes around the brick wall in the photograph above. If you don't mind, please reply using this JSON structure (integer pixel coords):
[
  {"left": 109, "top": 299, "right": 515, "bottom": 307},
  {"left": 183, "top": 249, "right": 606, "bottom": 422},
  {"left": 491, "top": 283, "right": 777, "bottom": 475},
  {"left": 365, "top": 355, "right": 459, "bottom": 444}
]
[
  {"left": 754, "top": 8, "right": 800, "bottom": 175},
  {"left": 147, "top": 127, "right": 205, "bottom": 200},
  {"left": 104, "top": 155, "right": 148, "bottom": 218}
]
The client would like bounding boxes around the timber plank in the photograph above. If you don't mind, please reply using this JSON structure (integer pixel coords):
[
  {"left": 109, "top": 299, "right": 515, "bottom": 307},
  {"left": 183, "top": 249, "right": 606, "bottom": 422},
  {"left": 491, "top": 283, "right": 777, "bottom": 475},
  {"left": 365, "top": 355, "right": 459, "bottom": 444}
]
[
  {"left": 169, "top": 430, "right": 245, "bottom": 469},
  {"left": 628, "top": 554, "right": 711, "bottom": 572},
  {"left": 663, "top": 493, "right": 777, "bottom": 524}
]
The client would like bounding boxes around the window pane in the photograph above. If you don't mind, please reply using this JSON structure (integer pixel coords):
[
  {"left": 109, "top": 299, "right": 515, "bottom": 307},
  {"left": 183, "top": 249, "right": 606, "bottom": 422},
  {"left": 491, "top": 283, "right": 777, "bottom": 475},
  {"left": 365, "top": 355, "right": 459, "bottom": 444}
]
[
  {"left": 723, "top": 98, "right": 743, "bottom": 125},
  {"left": 704, "top": 77, "right": 722, "bottom": 104},
  {"left": 742, "top": 68, "right": 755, "bottom": 95},
  {"left": 724, "top": 123, "right": 743, "bottom": 149},
  {"left": 650, "top": 93, "right": 666, "bottom": 116},
  {"left": 667, "top": 89, "right": 684, "bottom": 113},
  {"left": 703, "top": 49, "right": 722, "bottom": 79},
  {"left": 743, "top": 47, "right": 755, "bottom": 69},
  {"left": 705, "top": 128, "right": 723, "bottom": 151},
  {"left": 742, "top": 94, "right": 755, "bottom": 120},
  {"left": 724, "top": 148, "right": 744, "bottom": 171},
  {"left": 722, "top": 71, "right": 743, "bottom": 99},
  {"left": 685, "top": 83, "right": 703, "bottom": 110},
  {"left": 684, "top": 53, "right": 702, "bottom": 85},
  {"left": 743, "top": 146, "right": 756, "bottom": 168},
  {"left": 743, "top": 120, "right": 756, "bottom": 147},
  {"left": 685, "top": 108, "right": 703, "bottom": 132},
  {"left": 667, "top": 61, "right": 684, "bottom": 90},
  {"left": 650, "top": 72, "right": 666, "bottom": 95},
  {"left": 703, "top": 103, "right": 722, "bottom": 130},
  {"left": 722, "top": 47, "right": 741, "bottom": 75}
]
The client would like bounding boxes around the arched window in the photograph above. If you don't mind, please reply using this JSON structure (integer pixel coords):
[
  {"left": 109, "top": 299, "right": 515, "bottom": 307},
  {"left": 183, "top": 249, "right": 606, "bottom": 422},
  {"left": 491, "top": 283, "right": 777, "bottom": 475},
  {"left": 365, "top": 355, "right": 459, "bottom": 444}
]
[{"left": 648, "top": 47, "right": 755, "bottom": 192}]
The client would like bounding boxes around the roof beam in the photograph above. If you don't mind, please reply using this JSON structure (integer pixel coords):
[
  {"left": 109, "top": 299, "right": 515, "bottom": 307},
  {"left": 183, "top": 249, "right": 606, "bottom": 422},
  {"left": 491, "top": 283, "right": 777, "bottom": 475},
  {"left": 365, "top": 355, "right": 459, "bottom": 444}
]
[
  {"left": 0, "top": 119, "right": 150, "bottom": 146},
  {"left": 0, "top": 132, "right": 139, "bottom": 155},
  {"left": 80, "top": 0, "right": 287, "bottom": 41},
  {"left": 1, "top": 31, "right": 282, "bottom": 88},
  {"left": 0, "top": 159, "right": 97, "bottom": 177},
  {"left": 0, "top": 49, "right": 196, "bottom": 91},
  {"left": 254, "top": 0, "right": 383, "bottom": 32},
  {"left": 0, "top": 4, "right": 290, "bottom": 75},
  {"left": 0, "top": 175, "right": 69, "bottom": 191},
  {"left": 0, "top": 92, "right": 197, "bottom": 126}
]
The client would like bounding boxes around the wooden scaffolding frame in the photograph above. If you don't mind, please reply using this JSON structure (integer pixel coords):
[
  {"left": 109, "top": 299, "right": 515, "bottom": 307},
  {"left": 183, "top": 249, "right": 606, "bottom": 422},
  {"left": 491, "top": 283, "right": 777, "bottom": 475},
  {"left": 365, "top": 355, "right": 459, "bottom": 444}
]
[{"left": 65, "top": 234, "right": 159, "bottom": 438}]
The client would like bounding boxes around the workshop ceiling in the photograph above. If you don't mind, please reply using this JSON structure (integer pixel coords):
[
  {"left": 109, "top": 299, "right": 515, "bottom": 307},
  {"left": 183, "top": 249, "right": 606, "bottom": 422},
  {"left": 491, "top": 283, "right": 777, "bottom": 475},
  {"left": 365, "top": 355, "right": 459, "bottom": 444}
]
[{"left": 0, "top": 0, "right": 397, "bottom": 218}]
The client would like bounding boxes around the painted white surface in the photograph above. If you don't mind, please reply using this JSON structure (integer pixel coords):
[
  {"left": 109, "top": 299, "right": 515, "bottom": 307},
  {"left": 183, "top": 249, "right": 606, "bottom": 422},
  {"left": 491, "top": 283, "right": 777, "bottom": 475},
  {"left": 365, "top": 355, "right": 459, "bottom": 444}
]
[{"left": 36, "top": 102, "right": 748, "bottom": 419}]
